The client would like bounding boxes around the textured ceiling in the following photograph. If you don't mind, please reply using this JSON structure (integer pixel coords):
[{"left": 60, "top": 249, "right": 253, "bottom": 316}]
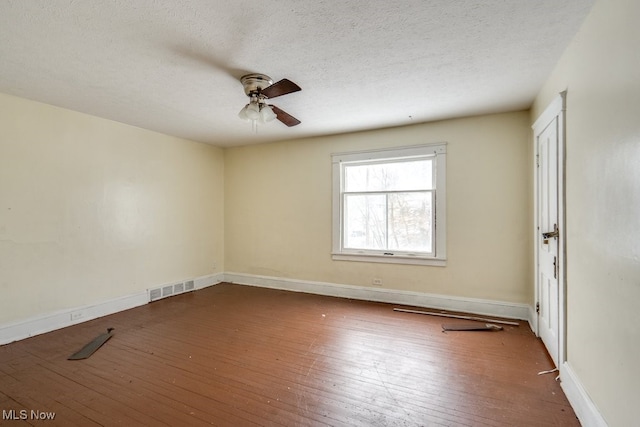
[{"left": 0, "top": 1, "right": 594, "bottom": 147}]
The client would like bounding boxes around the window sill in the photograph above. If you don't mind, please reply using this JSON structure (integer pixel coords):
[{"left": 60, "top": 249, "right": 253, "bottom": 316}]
[{"left": 332, "top": 252, "right": 447, "bottom": 267}]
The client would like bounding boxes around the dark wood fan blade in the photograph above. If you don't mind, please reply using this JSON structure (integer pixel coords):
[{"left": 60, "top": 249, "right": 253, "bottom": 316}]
[
  {"left": 261, "top": 79, "right": 301, "bottom": 98},
  {"left": 270, "top": 105, "right": 301, "bottom": 127}
]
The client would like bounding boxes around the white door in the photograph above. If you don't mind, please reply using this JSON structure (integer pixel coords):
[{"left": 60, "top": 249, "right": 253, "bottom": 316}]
[
  {"left": 534, "top": 93, "right": 565, "bottom": 368},
  {"left": 537, "top": 118, "right": 559, "bottom": 366}
]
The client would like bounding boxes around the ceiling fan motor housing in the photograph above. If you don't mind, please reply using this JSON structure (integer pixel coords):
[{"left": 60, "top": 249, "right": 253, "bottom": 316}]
[{"left": 241, "top": 73, "right": 273, "bottom": 97}]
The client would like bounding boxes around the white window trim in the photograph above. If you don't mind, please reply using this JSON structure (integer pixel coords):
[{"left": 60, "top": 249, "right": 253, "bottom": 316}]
[{"left": 331, "top": 143, "right": 447, "bottom": 266}]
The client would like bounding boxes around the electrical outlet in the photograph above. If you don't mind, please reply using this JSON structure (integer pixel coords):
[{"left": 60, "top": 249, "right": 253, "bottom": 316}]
[
  {"left": 70, "top": 311, "right": 84, "bottom": 321},
  {"left": 372, "top": 278, "right": 383, "bottom": 286}
]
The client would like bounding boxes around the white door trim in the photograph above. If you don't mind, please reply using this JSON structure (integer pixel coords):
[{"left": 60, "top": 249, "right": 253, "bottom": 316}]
[{"left": 533, "top": 91, "right": 567, "bottom": 366}]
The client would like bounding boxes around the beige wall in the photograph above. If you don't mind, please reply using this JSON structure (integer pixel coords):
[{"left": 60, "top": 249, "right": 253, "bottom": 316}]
[
  {"left": 0, "top": 93, "right": 225, "bottom": 325},
  {"left": 532, "top": 0, "right": 640, "bottom": 424},
  {"left": 225, "top": 111, "right": 532, "bottom": 303}
]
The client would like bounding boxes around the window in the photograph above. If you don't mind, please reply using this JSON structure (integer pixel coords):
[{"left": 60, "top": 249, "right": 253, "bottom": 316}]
[{"left": 332, "top": 143, "right": 446, "bottom": 266}]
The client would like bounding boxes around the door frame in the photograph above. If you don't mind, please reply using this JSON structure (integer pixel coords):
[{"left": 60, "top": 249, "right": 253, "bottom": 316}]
[{"left": 532, "top": 91, "right": 567, "bottom": 366}]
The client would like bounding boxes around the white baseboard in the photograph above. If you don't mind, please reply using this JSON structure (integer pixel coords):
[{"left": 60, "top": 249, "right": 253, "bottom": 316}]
[
  {"left": 224, "top": 272, "right": 530, "bottom": 320},
  {"left": 0, "top": 291, "right": 148, "bottom": 346},
  {"left": 0, "top": 273, "right": 223, "bottom": 346},
  {"left": 528, "top": 304, "right": 538, "bottom": 336},
  {"left": 560, "top": 362, "right": 608, "bottom": 427},
  {"left": 195, "top": 273, "right": 224, "bottom": 290},
  {"left": 1, "top": 272, "right": 527, "bottom": 344}
]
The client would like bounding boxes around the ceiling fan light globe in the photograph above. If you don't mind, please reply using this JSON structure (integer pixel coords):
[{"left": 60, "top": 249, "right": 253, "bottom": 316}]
[
  {"left": 238, "top": 105, "right": 251, "bottom": 121},
  {"left": 260, "top": 105, "right": 278, "bottom": 123},
  {"left": 245, "top": 102, "right": 261, "bottom": 120}
]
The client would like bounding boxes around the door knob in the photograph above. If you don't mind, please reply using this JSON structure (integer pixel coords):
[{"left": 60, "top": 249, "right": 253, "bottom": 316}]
[{"left": 542, "top": 224, "right": 559, "bottom": 240}]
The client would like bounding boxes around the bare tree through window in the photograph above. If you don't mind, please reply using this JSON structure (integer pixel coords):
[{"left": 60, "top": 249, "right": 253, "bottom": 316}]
[{"left": 343, "top": 159, "right": 433, "bottom": 253}]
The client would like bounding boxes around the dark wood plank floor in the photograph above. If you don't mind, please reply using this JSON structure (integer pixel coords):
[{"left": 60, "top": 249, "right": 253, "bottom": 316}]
[{"left": 0, "top": 283, "right": 578, "bottom": 426}]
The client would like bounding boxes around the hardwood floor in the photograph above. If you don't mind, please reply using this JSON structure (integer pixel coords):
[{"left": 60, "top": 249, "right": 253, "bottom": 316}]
[{"left": 0, "top": 283, "right": 578, "bottom": 426}]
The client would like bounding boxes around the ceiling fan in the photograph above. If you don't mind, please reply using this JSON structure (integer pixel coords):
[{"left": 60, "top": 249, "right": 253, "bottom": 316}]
[{"left": 238, "top": 73, "right": 301, "bottom": 127}]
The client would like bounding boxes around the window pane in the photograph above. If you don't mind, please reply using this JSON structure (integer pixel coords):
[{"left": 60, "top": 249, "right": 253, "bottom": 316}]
[
  {"left": 388, "top": 192, "right": 433, "bottom": 253},
  {"left": 344, "top": 194, "right": 386, "bottom": 249},
  {"left": 332, "top": 143, "right": 446, "bottom": 263},
  {"left": 344, "top": 159, "right": 432, "bottom": 192}
]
